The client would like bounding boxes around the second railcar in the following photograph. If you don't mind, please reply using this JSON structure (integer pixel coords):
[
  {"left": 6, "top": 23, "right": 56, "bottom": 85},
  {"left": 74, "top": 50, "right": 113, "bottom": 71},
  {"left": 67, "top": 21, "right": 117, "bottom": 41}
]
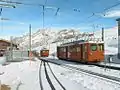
[{"left": 40, "top": 49, "right": 49, "bottom": 57}]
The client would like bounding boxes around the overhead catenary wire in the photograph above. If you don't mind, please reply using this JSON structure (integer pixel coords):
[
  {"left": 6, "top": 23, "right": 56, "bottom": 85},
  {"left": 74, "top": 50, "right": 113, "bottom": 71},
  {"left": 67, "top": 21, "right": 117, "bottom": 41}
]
[
  {"left": 55, "top": 8, "right": 60, "bottom": 16},
  {"left": 0, "top": 0, "right": 119, "bottom": 29},
  {"left": 104, "top": 2, "right": 120, "bottom": 12},
  {"left": 73, "top": 1, "right": 120, "bottom": 26}
]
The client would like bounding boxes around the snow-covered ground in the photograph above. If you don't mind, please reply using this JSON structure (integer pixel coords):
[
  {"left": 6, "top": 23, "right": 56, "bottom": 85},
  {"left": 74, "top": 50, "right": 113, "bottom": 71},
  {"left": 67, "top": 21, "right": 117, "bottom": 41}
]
[
  {"left": 0, "top": 58, "right": 90, "bottom": 90},
  {"left": 0, "top": 56, "right": 120, "bottom": 90},
  {"left": 42, "top": 57, "right": 120, "bottom": 82},
  {"left": 0, "top": 59, "right": 40, "bottom": 90},
  {"left": 50, "top": 62, "right": 120, "bottom": 90}
]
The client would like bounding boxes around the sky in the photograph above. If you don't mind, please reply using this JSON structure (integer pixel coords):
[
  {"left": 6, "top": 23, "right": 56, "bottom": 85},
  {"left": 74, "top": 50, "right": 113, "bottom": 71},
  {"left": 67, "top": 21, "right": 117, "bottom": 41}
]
[{"left": 0, "top": 0, "right": 120, "bottom": 39}]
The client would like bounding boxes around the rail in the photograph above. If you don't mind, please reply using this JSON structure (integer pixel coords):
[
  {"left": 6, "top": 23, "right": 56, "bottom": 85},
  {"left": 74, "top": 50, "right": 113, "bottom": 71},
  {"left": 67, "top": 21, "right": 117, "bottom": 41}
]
[
  {"left": 38, "top": 59, "right": 66, "bottom": 90},
  {"left": 39, "top": 58, "right": 120, "bottom": 85}
]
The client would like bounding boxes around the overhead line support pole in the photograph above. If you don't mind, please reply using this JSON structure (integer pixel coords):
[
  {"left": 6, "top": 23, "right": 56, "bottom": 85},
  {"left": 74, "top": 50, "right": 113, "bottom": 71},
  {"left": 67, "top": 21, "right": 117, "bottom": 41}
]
[
  {"left": 29, "top": 24, "right": 31, "bottom": 52},
  {"left": 43, "top": 5, "right": 45, "bottom": 29},
  {"left": 102, "top": 27, "right": 104, "bottom": 41}
]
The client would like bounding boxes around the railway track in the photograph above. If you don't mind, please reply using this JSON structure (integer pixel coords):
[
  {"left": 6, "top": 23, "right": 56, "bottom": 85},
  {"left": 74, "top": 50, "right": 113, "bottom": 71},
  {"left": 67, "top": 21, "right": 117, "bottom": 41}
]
[
  {"left": 45, "top": 57, "right": 120, "bottom": 71},
  {"left": 40, "top": 58, "right": 120, "bottom": 86},
  {"left": 90, "top": 63, "right": 120, "bottom": 70},
  {"left": 61, "top": 59, "right": 120, "bottom": 71},
  {"left": 39, "top": 59, "right": 66, "bottom": 90}
]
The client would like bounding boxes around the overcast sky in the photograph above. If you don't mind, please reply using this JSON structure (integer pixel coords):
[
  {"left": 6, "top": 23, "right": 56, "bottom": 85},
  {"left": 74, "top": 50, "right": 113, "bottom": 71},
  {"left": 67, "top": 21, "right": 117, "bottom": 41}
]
[{"left": 0, "top": 0, "right": 120, "bottom": 39}]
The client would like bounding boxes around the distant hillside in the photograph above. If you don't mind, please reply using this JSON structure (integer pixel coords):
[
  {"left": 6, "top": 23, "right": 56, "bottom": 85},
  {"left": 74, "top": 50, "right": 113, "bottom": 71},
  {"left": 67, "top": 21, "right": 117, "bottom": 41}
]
[{"left": 13, "top": 29, "right": 81, "bottom": 50}]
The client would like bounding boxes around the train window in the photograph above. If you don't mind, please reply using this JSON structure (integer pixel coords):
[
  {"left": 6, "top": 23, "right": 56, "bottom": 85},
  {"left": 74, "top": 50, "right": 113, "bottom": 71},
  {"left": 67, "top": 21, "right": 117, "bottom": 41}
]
[
  {"left": 60, "top": 48, "right": 64, "bottom": 52},
  {"left": 68, "top": 47, "right": 72, "bottom": 52},
  {"left": 44, "top": 50, "right": 48, "bottom": 53},
  {"left": 72, "top": 47, "right": 76, "bottom": 52},
  {"left": 42, "top": 51, "right": 47, "bottom": 53},
  {"left": 98, "top": 44, "right": 104, "bottom": 51},
  {"left": 63, "top": 48, "right": 66, "bottom": 52},
  {"left": 91, "top": 44, "right": 97, "bottom": 51},
  {"left": 85, "top": 45, "right": 87, "bottom": 52},
  {"left": 42, "top": 51, "right": 45, "bottom": 53},
  {"left": 60, "top": 47, "right": 66, "bottom": 52},
  {"left": 77, "top": 47, "right": 80, "bottom": 52}
]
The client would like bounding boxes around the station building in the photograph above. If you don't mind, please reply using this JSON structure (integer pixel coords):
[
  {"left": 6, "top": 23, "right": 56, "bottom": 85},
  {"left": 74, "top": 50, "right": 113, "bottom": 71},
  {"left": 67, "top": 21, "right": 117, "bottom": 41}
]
[{"left": 0, "top": 39, "right": 18, "bottom": 56}]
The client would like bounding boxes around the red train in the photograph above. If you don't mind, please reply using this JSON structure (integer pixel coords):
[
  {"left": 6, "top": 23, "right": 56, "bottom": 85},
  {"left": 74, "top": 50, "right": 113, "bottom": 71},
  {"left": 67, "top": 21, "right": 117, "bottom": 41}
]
[
  {"left": 40, "top": 49, "right": 49, "bottom": 57},
  {"left": 57, "top": 40, "right": 104, "bottom": 62}
]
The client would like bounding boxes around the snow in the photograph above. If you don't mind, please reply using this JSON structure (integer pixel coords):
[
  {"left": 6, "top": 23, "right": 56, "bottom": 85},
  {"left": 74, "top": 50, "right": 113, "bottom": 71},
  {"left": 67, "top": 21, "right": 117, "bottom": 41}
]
[
  {"left": 0, "top": 57, "right": 6, "bottom": 65},
  {"left": 0, "top": 59, "right": 40, "bottom": 90},
  {"left": 0, "top": 58, "right": 90, "bottom": 90},
  {"left": 47, "top": 61, "right": 120, "bottom": 90},
  {"left": 42, "top": 57, "right": 120, "bottom": 84},
  {"left": 105, "top": 46, "right": 118, "bottom": 55}
]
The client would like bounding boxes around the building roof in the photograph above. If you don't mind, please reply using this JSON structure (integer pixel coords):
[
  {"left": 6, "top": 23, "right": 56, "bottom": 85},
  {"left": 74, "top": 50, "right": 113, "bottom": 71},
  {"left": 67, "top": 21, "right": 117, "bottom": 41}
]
[
  {"left": 58, "top": 40, "right": 104, "bottom": 47},
  {"left": 0, "top": 39, "right": 17, "bottom": 46}
]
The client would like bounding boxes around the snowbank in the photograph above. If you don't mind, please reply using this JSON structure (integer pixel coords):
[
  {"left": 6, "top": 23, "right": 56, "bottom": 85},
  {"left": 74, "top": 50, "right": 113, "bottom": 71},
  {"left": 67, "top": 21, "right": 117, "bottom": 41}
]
[{"left": 0, "top": 57, "right": 6, "bottom": 65}]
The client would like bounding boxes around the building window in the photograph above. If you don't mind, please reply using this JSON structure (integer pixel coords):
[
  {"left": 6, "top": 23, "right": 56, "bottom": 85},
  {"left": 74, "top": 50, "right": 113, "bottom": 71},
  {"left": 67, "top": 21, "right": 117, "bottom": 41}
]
[{"left": 2, "top": 43, "right": 6, "bottom": 46}]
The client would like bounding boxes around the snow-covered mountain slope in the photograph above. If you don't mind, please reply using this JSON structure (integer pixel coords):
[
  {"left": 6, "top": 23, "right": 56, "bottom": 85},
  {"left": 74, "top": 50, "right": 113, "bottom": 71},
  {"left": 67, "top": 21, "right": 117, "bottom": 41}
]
[{"left": 13, "top": 29, "right": 81, "bottom": 50}]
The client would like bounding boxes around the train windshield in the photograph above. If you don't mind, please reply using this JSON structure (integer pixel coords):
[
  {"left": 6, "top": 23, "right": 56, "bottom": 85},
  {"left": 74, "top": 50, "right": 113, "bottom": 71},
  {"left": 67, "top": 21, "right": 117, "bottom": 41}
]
[
  {"left": 98, "top": 44, "right": 104, "bottom": 51},
  {"left": 91, "top": 44, "right": 97, "bottom": 51}
]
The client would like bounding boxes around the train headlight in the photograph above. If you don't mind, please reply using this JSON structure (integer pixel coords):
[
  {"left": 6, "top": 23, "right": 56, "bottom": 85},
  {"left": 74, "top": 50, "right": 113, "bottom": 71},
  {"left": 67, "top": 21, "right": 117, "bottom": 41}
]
[{"left": 90, "top": 53, "right": 92, "bottom": 55}]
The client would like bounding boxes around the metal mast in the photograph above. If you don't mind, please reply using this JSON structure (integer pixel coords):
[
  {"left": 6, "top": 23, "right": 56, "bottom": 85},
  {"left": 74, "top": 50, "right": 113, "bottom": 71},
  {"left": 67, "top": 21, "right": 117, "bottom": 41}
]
[
  {"left": 102, "top": 27, "right": 104, "bottom": 41},
  {"left": 29, "top": 24, "right": 32, "bottom": 52}
]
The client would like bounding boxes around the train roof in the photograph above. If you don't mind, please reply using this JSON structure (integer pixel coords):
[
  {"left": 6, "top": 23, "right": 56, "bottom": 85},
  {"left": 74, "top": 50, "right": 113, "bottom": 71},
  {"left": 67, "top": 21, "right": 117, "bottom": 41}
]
[
  {"left": 40, "top": 47, "right": 49, "bottom": 51},
  {"left": 58, "top": 40, "right": 104, "bottom": 47}
]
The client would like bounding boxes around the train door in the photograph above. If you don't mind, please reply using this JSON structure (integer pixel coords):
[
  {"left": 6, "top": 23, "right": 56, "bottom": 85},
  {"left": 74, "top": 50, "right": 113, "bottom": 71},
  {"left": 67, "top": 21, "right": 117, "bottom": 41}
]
[
  {"left": 76, "top": 45, "right": 81, "bottom": 60},
  {"left": 67, "top": 46, "right": 71, "bottom": 59},
  {"left": 66, "top": 46, "right": 68, "bottom": 59},
  {"left": 57, "top": 47, "right": 59, "bottom": 57},
  {"left": 81, "top": 44, "right": 87, "bottom": 61}
]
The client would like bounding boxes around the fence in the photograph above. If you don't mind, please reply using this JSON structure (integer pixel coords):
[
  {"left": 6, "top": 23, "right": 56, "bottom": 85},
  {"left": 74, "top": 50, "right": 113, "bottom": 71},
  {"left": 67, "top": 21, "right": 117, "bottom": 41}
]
[{"left": 5, "top": 50, "right": 32, "bottom": 62}]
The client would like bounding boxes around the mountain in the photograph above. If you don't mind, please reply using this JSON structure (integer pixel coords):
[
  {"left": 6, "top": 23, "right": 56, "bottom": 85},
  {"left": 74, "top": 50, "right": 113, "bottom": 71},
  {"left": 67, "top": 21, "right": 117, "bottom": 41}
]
[{"left": 13, "top": 29, "right": 81, "bottom": 50}]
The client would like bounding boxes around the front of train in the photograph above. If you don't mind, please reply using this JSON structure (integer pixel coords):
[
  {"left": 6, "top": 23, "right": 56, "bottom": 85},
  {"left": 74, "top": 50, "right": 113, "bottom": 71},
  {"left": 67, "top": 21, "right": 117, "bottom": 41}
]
[
  {"left": 40, "top": 49, "right": 49, "bottom": 57},
  {"left": 87, "top": 41, "right": 104, "bottom": 62}
]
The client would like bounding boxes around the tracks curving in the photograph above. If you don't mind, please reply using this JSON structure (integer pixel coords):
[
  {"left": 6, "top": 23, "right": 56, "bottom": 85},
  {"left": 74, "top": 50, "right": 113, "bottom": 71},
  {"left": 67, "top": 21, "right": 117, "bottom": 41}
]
[
  {"left": 43, "top": 61, "right": 56, "bottom": 90},
  {"left": 39, "top": 59, "right": 66, "bottom": 90},
  {"left": 46, "top": 62, "right": 66, "bottom": 90}
]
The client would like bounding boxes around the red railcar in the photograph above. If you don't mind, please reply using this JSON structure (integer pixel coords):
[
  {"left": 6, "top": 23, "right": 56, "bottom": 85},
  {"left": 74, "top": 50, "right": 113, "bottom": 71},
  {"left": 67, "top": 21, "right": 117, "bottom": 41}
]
[
  {"left": 40, "top": 49, "right": 49, "bottom": 57},
  {"left": 57, "top": 40, "right": 104, "bottom": 62}
]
